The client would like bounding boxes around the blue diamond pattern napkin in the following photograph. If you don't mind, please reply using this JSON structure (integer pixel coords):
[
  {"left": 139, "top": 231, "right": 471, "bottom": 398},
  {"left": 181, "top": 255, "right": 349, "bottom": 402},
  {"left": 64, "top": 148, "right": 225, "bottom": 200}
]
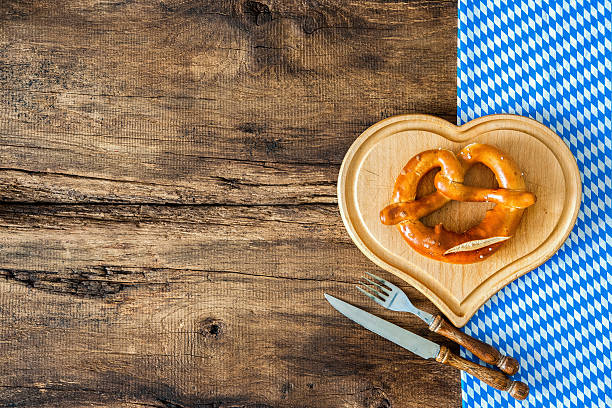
[{"left": 457, "top": 0, "right": 611, "bottom": 406}]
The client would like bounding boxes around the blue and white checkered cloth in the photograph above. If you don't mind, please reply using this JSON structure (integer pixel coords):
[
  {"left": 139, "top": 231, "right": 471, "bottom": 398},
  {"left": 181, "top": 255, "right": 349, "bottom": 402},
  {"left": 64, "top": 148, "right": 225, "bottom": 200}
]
[{"left": 457, "top": 0, "right": 612, "bottom": 406}]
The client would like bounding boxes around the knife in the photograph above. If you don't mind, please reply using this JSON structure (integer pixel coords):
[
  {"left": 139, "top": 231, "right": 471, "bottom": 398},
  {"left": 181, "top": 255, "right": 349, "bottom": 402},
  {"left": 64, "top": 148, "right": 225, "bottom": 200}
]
[
  {"left": 325, "top": 294, "right": 529, "bottom": 400},
  {"left": 356, "top": 271, "right": 519, "bottom": 375}
]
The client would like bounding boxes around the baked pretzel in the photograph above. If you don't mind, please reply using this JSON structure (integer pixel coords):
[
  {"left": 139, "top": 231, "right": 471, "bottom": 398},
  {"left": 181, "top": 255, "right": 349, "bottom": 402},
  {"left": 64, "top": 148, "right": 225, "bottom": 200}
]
[{"left": 380, "top": 143, "right": 536, "bottom": 264}]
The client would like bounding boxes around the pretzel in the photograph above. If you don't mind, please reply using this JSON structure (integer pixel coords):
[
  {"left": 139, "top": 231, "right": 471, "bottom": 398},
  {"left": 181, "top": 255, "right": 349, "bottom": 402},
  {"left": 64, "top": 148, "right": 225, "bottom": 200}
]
[{"left": 380, "top": 143, "right": 536, "bottom": 264}]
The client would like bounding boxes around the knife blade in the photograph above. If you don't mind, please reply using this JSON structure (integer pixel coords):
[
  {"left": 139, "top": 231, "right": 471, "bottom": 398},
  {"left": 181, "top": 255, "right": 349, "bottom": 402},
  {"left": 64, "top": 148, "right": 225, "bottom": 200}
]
[
  {"left": 325, "top": 293, "right": 439, "bottom": 359},
  {"left": 324, "top": 293, "right": 530, "bottom": 400}
]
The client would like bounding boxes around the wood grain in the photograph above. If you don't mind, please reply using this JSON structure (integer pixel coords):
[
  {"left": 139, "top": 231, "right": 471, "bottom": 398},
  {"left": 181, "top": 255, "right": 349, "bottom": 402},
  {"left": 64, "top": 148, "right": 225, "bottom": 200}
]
[
  {"left": 435, "top": 346, "right": 529, "bottom": 401},
  {"left": 430, "top": 314, "right": 519, "bottom": 375},
  {"left": 0, "top": 0, "right": 459, "bottom": 406},
  {"left": 337, "top": 114, "right": 581, "bottom": 326}
]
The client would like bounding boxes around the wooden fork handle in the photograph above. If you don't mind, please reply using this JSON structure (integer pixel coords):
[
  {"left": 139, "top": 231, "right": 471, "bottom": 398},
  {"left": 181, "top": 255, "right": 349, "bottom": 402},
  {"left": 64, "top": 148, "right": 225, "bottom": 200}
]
[
  {"left": 436, "top": 346, "right": 529, "bottom": 400},
  {"left": 429, "top": 314, "right": 519, "bottom": 375}
]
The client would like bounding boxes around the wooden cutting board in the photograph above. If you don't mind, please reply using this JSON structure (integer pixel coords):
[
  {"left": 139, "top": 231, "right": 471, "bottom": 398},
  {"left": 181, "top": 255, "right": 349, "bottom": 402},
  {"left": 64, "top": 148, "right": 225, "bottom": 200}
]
[{"left": 338, "top": 114, "right": 581, "bottom": 327}]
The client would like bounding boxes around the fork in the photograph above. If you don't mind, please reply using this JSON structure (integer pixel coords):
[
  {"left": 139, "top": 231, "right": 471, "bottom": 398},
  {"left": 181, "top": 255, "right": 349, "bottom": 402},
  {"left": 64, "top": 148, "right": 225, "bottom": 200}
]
[{"left": 357, "top": 271, "right": 520, "bottom": 376}]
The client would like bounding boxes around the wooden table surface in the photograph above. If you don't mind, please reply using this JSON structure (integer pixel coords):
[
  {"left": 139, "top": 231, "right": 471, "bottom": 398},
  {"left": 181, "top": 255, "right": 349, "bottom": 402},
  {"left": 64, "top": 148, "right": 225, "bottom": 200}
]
[{"left": 0, "top": 1, "right": 459, "bottom": 406}]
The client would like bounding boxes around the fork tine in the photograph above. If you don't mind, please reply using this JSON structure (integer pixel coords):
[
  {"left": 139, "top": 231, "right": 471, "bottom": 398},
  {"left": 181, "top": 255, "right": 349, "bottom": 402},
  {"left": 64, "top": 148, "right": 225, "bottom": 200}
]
[
  {"left": 359, "top": 281, "right": 387, "bottom": 300},
  {"left": 365, "top": 271, "right": 390, "bottom": 286},
  {"left": 363, "top": 277, "right": 390, "bottom": 295},
  {"left": 356, "top": 285, "right": 384, "bottom": 305}
]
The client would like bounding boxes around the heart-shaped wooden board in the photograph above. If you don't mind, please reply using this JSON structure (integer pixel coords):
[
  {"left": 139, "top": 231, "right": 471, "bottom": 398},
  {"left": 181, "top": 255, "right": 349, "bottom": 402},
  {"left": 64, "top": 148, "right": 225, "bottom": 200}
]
[{"left": 338, "top": 114, "right": 581, "bottom": 327}]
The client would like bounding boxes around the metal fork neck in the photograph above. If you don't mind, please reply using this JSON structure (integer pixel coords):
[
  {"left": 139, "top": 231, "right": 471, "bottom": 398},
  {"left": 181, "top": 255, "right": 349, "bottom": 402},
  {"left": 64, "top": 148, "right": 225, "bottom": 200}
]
[{"left": 414, "top": 308, "right": 435, "bottom": 326}]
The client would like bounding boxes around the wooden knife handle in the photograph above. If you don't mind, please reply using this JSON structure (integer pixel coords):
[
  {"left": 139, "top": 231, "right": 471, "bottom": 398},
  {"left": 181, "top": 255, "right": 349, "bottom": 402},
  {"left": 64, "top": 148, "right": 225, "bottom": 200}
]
[
  {"left": 429, "top": 314, "right": 519, "bottom": 375},
  {"left": 436, "top": 346, "right": 529, "bottom": 400}
]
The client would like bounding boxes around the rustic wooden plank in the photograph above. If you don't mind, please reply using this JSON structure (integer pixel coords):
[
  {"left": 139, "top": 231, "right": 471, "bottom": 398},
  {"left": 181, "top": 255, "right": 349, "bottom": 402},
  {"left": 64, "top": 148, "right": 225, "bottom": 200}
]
[
  {"left": 0, "top": 0, "right": 456, "bottom": 204},
  {"left": 0, "top": 0, "right": 459, "bottom": 406},
  {"left": 0, "top": 204, "right": 460, "bottom": 407},
  {"left": 0, "top": 277, "right": 458, "bottom": 408},
  {"left": 0, "top": 163, "right": 338, "bottom": 205},
  {"left": 0, "top": 204, "right": 353, "bottom": 286}
]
